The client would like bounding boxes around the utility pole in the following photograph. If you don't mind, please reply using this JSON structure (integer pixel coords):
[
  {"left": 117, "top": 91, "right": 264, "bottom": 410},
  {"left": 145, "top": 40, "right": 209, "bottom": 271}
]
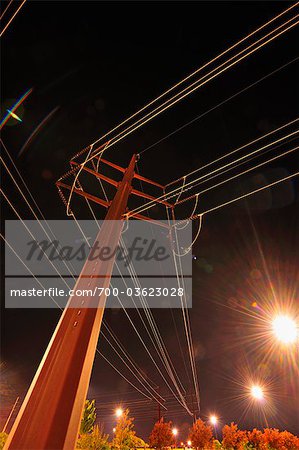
[
  {"left": 5, "top": 155, "right": 137, "bottom": 450},
  {"left": 156, "top": 386, "right": 161, "bottom": 421},
  {"left": 2, "top": 397, "right": 19, "bottom": 434},
  {"left": 190, "top": 388, "right": 197, "bottom": 423}
]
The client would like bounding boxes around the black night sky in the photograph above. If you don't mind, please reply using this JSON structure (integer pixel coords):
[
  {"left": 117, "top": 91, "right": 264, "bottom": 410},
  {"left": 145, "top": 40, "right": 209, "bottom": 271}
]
[{"left": 1, "top": 0, "right": 299, "bottom": 442}]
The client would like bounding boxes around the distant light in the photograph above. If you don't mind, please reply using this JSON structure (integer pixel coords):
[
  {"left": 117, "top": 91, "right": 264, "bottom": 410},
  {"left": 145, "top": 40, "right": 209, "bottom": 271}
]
[
  {"left": 192, "top": 255, "right": 197, "bottom": 260},
  {"left": 113, "top": 427, "right": 116, "bottom": 433},
  {"left": 172, "top": 428, "right": 178, "bottom": 436},
  {"left": 272, "top": 315, "right": 298, "bottom": 344},
  {"left": 187, "top": 441, "right": 192, "bottom": 447},
  {"left": 180, "top": 442, "right": 184, "bottom": 446},
  {"left": 115, "top": 407, "right": 123, "bottom": 418},
  {"left": 251, "top": 385, "right": 264, "bottom": 400},
  {"left": 210, "top": 415, "right": 218, "bottom": 425}
]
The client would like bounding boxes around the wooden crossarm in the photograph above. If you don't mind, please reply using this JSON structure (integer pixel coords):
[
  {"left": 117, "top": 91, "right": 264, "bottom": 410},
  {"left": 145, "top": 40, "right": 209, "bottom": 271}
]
[
  {"left": 70, "top": 161, "right": 118, "bottom": 187},
  {"left": 56, "top": 181, "right": 110, "bottom": 208},
  {"left": 93, "top": 156, "right": 165, "bottom": 189},
  {"left": 69, "top": 162, "right": 169, "bottom": 206}
]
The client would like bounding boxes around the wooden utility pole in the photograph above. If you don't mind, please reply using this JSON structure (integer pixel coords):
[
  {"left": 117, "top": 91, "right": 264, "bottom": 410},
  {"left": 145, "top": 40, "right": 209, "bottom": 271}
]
[{"left": 5, "top": 155, "right": 137, "bottom": 450}]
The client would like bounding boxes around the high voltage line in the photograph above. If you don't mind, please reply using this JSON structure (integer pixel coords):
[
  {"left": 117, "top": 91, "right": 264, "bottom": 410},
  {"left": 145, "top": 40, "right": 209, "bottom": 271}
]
[{"left": 80, "top": 3, "right": 299, "bottom": 164}]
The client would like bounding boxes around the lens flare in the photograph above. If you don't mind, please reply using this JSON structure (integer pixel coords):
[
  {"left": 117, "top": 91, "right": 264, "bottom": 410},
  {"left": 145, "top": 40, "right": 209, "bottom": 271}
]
[
  {"left": 115, "top": 407, "right": 123, "bottom": 418},
  {"left": 272, "top": 315, "right": 298, "bottom": 344},
  {"left": 251, "top": 385, "right": 264, "bottom": 400},
  {"left": 210, "top": 415, "right": 218, "bottom": 425}
]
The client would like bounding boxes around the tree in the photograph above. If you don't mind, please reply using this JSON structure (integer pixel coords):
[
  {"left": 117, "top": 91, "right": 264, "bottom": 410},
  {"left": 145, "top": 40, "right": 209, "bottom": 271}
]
[
  {"left": 221, "top": 423, "right": 248, "bottom": 450},
  {"left": 188, "top": 419, "right": 213, "bottom": 450},
  {"left": 77, "top": 425, "right": 111, "bottom": 450},
  {"left": 149, "top": 418, "right": 174, "bottom": 450},
  {"left": 0, "top": 433, "right": 8, "bottom": 450},
  {"left": 260, "top": 428, "right": 299, "bottom": 450},
  {"left": 80, "top": 399, "right": 97, "bottom": 435},
  {"left": 112, "top": 408, "right": 146, "bottom": 450}
]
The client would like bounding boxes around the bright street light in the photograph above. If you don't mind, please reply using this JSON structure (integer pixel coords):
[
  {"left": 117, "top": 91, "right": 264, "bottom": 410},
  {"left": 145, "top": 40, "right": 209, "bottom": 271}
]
[
  {"left": 113, "top": 427, "right": 116, "bottom": 433},
  {"left": 172, "top": 428, "right": 178, "bottom": 436},
  {"left": 272, "top": 315, "right": 298, "bottom": 344},
  {"left": 250, "top": 385, "right": 264, "bottom": 400},
  {"left": 115, "top": 407, "right": 123, "bottom": 418},
  {"left": 209, "top": 415, "right": 218, "bottom": 425},
  {"left": 187, "top": 440, "right": 192, "bottom": 447}
]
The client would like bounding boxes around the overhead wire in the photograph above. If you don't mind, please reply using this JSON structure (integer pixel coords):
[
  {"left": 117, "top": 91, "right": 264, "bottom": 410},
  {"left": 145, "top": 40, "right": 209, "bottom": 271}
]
[
  {"left": 126, "top": 121, "right": 299, "bottom": 217},
  {"left": 84, "top": 12, "right": 299, "bottom": 164},
  {"left": 1, "top": 152, "right": 168, "bottom": 405},
  {"left": 167, "top": 144, "right": 299, "bottom": 212},
  {"left": 198, "top": 170, "right": 299, "bottom": 217},
  {"left": 0, "top": 0, "right": 13, "bottom": 20},
  {"left": 85, "top": 2, "right": 298, "bottom": 152},
  {"left": 136, "top": 163, "right": 195, "bottom": 400},
  {"left": 102, "top": 322, "right": 162, "bottom": 395},
  {"left": 166, "top": 207, "right": 200, "bottom": 415},
  {"left": 0, "top": 229, "right": 159, "bottom": 400},
  {"left": 72, "top": 171, "right": 193, "bottom": 414},
  {"left": 138, "top": 56, "right": 299, "bottom": 156},
  {"left": 0, "top": 0, "right": 27, "bottom": 37},
  {"left": 72, "top": 159, "right": 191, "bottom": 408}
]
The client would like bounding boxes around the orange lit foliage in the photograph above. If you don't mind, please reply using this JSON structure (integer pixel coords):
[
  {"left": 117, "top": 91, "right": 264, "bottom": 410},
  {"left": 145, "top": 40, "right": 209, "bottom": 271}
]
[
  {"left": 258, "top": 428, "right": 299, "bottom": 450},
  {"left": 149, "top": 418, "right": 174, "bottom": 450},
  {"left": 222, "top": 422, "right": 248, "bottom": 449},
  {"left": 189, "top": 418, "right": 213, "bottom": 450},
  {"left": 221, "top": 424, "right": 299, "bottom": 450}
]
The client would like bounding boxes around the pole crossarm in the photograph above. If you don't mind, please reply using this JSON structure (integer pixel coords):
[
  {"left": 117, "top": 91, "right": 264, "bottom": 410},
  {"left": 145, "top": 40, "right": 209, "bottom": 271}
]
[
  {"left": 56, "top": 181, "right": 111, "bottom": 209},
  {"left": 57, "top": 151, "right": 173, "bottom": 222},
  {"left": 91, "top": 155, "right": 166, "bottom": 189},
  {"left": 69, "top": 161, "right": 172, "bottom": 207},
  {"left": 70, "top": 161, "right": 119, "bottom": 187}
]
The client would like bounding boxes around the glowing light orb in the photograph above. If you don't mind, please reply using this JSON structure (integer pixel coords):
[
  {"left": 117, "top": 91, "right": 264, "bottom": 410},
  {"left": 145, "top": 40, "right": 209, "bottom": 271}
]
[
  {"left": 172, "top": 428, "right": 178, "bottom": 436},
  {"left": 187, "top": 441, "right": 192, "bottom": 447},
  {"left": 210, "top": 415, "right": 218, "bottom": 425},
  {"left": 272, "top": 315, "right": 298, "bottom": 344},
  {"left": 251, "top": 385, "right": 264, "bottom": 400},
  {"left": 115, "top": 407, "right": 123, "bottom": 418}
]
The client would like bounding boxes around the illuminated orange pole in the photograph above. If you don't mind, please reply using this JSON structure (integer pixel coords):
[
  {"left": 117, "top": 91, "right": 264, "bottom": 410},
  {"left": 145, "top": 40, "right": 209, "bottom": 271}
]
[{"left": 5, "top": 155, "right": 137, "bottom": 450}]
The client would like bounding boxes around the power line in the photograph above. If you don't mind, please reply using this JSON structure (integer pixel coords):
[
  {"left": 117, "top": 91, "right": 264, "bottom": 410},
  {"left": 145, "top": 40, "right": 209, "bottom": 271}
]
[
  {"left": 138, "top": 57, "right": 299, "bottom": 156},
  {"left": 0, "top": 0, "right": 27, "bottom": 37},
  {"left": 127, "top": 122, "right": 299, "bottom": 217},
  {"left": 85, "top": 2, "right": 299, "bottom": 152},
  {"left": 85, "top": 12, "right": 299, "bottom": 164}
]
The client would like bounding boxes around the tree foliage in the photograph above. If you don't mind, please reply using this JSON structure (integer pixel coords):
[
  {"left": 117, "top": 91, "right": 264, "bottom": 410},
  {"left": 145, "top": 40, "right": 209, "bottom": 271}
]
[
  {"left": 222, "top": 422, "right": 248, "bottom": 449},
  {"left": 0, "top": 433, "right": 8, "bottom": 450},
  {"left": 77, "top": 425, "right": 110, "bottom": 450},
  {"left": 112, "top": 408, "right": 147, "bottom": 450},
  {"left": 149, "top": 418, "right": 174, "bottom": 449},
  {"left": 188, "top": 418, "right": 213, "bottom": 450},
  {"left": 220, "top": 424, "right": 299, "bottom": 450},
  {"left": 80, "top": 399, "right": 97, "bottom": 435}
]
